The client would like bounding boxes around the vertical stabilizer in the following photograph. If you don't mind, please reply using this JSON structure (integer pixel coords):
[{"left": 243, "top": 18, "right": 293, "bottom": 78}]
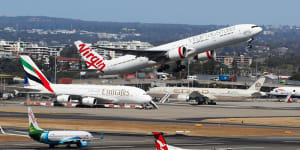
[
  {"left": 28, "top": 107, "right": 44, "bottom": 142},
  {"left": 74, "top": 41, "right": 107, "bottom": 73},
  {"left": 248, "top": 77, "right": 266, "bottom": 92},
  {"left": 20, "top": 55, "right": 54, "bottom": 93},
  {"left": 153, "top": 132, "right": 169, "bottom": 150},
  {"left": 28, "top": 107, "right": 43, "bottom": 131}
]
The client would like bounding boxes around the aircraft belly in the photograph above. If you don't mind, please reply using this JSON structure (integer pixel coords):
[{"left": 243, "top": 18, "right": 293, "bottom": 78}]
[{"left": 213, "top": 96, "right": 249, "bottom": 101}]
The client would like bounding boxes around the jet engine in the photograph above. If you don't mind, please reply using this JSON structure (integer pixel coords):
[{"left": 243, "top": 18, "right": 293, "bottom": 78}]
[
  {"left": 56, "top": 95, "right": 71, "bottom": 103},
  {"left": 196, "top": 50, "right": 216, "bottom": 61},
  {"left": 81, "top": 97, "right": 97, "bottom": 106},
  {"left": 166, "top": 46, "right": 187, "bottom": 60}
]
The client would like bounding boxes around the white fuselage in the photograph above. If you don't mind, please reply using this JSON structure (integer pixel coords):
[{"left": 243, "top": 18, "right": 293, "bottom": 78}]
[
  {"left": 26, "top": 84, "right": 152, "bottom": 104},
  {"left": 149, "top": 87, "right": 261, "bottom": 101},
  {"left": 39, "top": 130, "right": 93, "bottom": 145},
  {"left": 270, "top": 87, "right": 300, "bottom": 98},
  {"left": 99, "top": 24, "right": 262, "bottom": 74}
]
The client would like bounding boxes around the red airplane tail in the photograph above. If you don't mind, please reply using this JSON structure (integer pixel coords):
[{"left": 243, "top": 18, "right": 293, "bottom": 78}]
[{"left": 153, "top": 132, "right": 169, "bottom": 150}]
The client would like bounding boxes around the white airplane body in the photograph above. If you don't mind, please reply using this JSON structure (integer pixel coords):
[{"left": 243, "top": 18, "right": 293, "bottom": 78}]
[
  {"left": 269, "top": 87, "right": 300, "bottom": 98},
  {"left": 20, "top": 55, "right": 154, "bottom": 107},
  {"left": 148, "top": 77, "right": 266, "bottom": 101},
  {"left": 75, "top": 24, "right": 262, "bottom": 74},
  {"left": 1, "top": 107, "right": 93, "bottom": 148}
]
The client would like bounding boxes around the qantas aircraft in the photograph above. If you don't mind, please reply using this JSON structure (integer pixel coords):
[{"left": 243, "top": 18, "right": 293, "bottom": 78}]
[
  {"left": 75, "top": 24, "right": 262, "bottom": 74},
  {"left": 20, "top": 55, "right": 156, "bottom": 108},
  {"left": 0, "top": 107, "right": 93, "bottom": 148},
  {"left": 148, "top": 77, "right": 266, "bottom": 102}
]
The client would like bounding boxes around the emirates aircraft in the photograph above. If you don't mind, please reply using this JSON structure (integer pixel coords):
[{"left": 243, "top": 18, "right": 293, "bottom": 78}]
[
  {"left": 75, "top": 24, "right": 262, "bottom": 74},
  {"left": 19, "top": 55, "right": 156, "bottom": 108},
  {"left": 1, "top": 107, "right": 93, "bottom": 148}
]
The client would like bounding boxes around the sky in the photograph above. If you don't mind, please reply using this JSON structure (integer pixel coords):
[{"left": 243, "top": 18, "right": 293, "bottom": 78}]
[{"left": 0, "top": 0, "right": 299, "bottom": 26}]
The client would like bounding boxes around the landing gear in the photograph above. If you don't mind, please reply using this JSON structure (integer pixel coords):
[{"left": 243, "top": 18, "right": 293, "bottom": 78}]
[
  {"left": 76, "top": 141, "right": 82, "bottom": 147},
  {"left": 49, "top": 144, "right": 55, "bottom": 148},
  {"left": 174, "top": 61, "right": 185, "bottom": 72},
  {"left": 247, "top": 37, "right": 254, "bottom": 49},
  {"left": 157, "top": 64, "right": 170, "bottom": 72}
]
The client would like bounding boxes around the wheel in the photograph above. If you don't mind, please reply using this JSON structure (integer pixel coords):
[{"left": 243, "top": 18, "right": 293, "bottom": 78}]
[
  {"left": 76, "top": 141, "right": 82, "bottom": 147},
  {"left": 49, "top": 144, "right": 55, "bottom": 148}
]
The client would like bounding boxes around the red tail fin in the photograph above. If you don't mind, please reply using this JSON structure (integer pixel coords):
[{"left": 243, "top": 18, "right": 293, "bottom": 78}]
[{"left": 153, "top": 132, "right": 168, "bottom": 150}]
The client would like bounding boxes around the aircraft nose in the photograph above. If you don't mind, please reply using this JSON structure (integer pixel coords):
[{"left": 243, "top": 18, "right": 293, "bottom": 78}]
[
  {"left": 89, "top": 133, "right": 94, "bottom": 141},
  {"left": 143, "top": 95, "right": 152, "bottom": 103},
  {"left": 255, "top": 26, "right": 263, "bottom": 35}
]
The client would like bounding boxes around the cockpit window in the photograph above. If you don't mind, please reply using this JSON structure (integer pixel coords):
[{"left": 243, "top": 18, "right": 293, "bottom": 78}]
[{"left": 251, "top": 26, "right": 259, "bottom": 28}]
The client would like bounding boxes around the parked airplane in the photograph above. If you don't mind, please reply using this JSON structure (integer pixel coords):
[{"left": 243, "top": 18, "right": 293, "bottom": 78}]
[
  {"left": 75, "top": 24, "right": 262, "bottom": 74},
  {"left": 153, "top": 132, "right": 231, "bottom": 150},
  {"left": 148, "top": 77, "right": 266, "bottom": 103},
  {"left": 20, "top": 55, "right": 156, "bottom": 108},
  {"left": 269, "top": 86, "right": 300, "bottom": 98},
  {"left": 1, "top": 107, "right": 93, "bottom": 148}
]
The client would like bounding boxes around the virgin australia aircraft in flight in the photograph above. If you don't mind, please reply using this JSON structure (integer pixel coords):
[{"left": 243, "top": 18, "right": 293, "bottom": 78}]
[{"left": 75, "top": 24, "right": 262, "bottom": 74}]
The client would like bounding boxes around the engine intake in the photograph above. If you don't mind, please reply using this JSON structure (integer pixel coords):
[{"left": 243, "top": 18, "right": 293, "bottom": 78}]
[
  {"left": 56, "top": 95, "right": 71, "bottom": 103},
  {"left": 196, "top": 50, "right": 216, "bottom": 61},
  {"left": 81, "top": 97, "right": 97, "bottom": 106},
  {"left": 167, "top": 46, "right": 187, "bottom": 60}
]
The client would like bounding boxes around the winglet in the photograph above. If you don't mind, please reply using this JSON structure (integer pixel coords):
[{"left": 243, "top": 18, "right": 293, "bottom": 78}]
[{"left": 0, "top": 126, "right": 5, "bottom": 134}]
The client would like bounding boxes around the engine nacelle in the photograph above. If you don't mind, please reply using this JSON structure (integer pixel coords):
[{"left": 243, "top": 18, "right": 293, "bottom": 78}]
[
  {"left": 177, "top": 94, "right": 189, "bottom": 101},
  {"left": 56, "top": 95, "right": 71, "bottom": 103},
  {"left": 81, "top": 97, "right": 97, "bottom": 106},
  {"left": 166, "top": 46, "right": 187, "bottom": 60},
  {"left": 196, "top": 50, "right": 216, "bottom": 61}
]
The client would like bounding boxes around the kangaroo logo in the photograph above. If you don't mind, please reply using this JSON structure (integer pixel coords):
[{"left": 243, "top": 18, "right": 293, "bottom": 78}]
[{"left": 156, "top": 139, "right": 168, "bottom": 150}]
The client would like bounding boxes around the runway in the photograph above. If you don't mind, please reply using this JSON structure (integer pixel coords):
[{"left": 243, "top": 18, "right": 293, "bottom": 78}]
[
  {"left": 2, "top": 127, "right": 300, "bottom": 150},
  {"left": 1, "top": 101, "right": 300, "bottom": 149}
]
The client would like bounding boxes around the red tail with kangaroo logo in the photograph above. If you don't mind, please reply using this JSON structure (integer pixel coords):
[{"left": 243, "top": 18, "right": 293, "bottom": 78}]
[{"left": 153, "top": 132, "right": 169, "bottom": 150}]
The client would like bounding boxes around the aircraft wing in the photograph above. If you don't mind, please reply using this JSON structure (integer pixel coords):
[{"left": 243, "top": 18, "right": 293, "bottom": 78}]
[
  {"left": 96, "top": 46, "right": 167, "bottom": 60},
  {"left": 0, "top": 126, "right": 29, "bottom": 137},
  {"left": 200, "top": 93, "right": 217, "bottom": 100}
]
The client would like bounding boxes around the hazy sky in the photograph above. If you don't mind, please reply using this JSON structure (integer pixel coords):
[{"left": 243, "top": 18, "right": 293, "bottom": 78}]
[{"left": 0, "top": 0, "right": 299, "bottom": 25}]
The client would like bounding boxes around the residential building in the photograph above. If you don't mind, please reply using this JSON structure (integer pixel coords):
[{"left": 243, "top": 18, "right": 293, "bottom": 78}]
[
  {"left": 94, "top": 40, "right": 153, "bottom": 59},
  {"left": 216, "top": 55, "right": 252, "bottom": 67}
]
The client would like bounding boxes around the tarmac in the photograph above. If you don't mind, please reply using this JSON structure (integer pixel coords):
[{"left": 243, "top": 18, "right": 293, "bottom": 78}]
[{"left": 1, "top": 99, "right": 300, "bottom": 149}]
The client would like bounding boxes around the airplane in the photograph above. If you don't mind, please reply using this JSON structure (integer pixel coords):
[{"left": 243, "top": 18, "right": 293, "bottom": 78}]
[
  {"left": 148, "top": 77, "right": 266, "bottom": 103},
  {"left": 19, "top": 55, "right": 157, "bottom": 108},
  {"left": 153, "top": 132, "right": 186, "bottom": 150},
  {"left": 269, "top": 86, "right": 300, "bottom": 99},
  {"left": 75, "top": 24, "right": 262, "bottom": 74},
  {"left": 152, "top": 132, "right": 231, "bottom": 150},
  {"left": 1, "top": 107, "right": 94, "bottom": 148}
]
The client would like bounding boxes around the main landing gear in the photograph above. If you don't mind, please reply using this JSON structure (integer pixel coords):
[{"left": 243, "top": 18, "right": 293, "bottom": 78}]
[{"left": 247, "top": 37, "right": 254, "bottom": 49}]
